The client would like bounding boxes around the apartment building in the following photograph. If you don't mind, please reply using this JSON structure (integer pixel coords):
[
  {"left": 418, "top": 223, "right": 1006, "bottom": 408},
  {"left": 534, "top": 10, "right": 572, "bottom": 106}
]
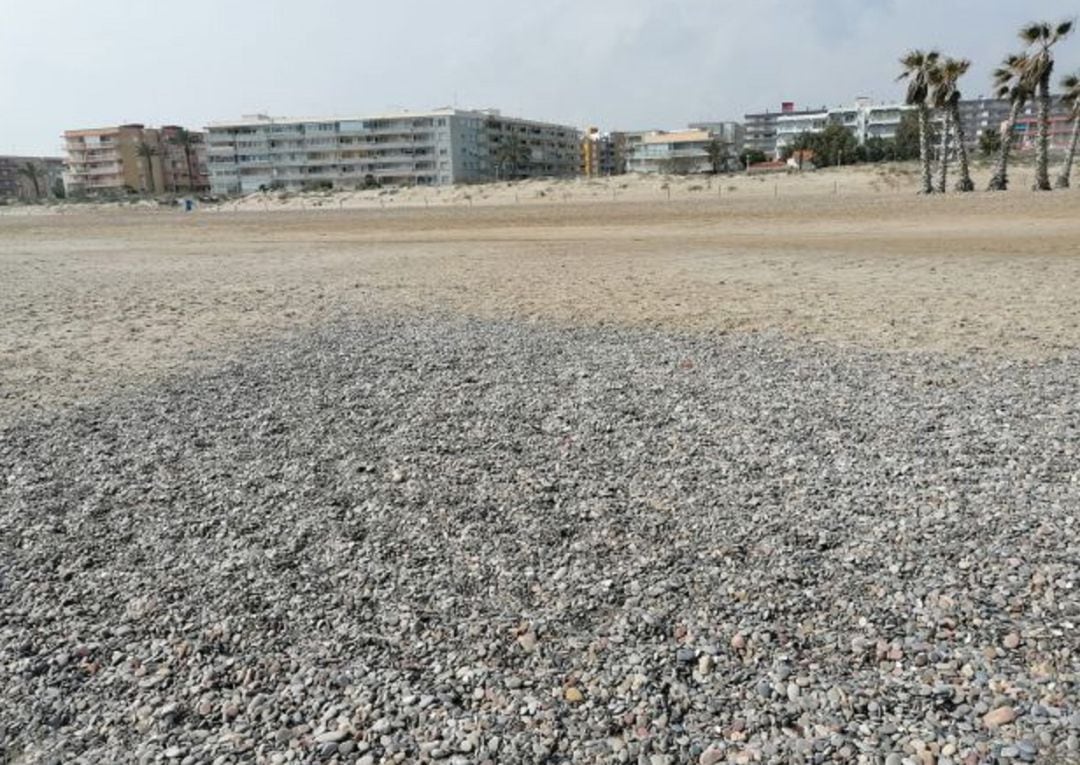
[
  {"left": 0, "top": 156, "right": 64, "bottom": 200},
  {"left": 205, "top": 109, "right": 580, "bottom": 194},
  {"left": 688, "top": 121, "right": 744, "bottom": 148},
  {"left": 63, "top": 124, "right": 209, "bottom": 195},
  {"left": 743, "top": 102, "right": 823, "bottom": 157},
  {"left": 958, "top": 96, "right": 1072, "bottom": 151},
  {"left": 580, "top": 127, "right": 626, "bottom": 177},
  {"left": 774, "top": 111, "right": 830, "bottom": 154},
  {"left": 625, "top": 128, "right": 717, "bottom": 174},
  {"left": 752, "top": 95, "right": 1071, "bottom": 159},
  {"left": 832, "top": 100, "right": 911, "bottom": 143},
  {"left": 159, "top": 126, "right": 210, "bottom": 192},
  {"left": 774, "top": 99, "right": 915, "bottom": 154}
]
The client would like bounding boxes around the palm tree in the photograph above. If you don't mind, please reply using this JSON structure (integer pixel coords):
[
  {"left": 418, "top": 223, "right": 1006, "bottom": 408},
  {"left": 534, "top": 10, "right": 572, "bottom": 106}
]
[
  {"left": 136, "top": 141, "right": 159, "bottom": 194},
  {"left": 1054, "top": 72, "right": 1080, "bottom": 188},
  {"left": 492, "top": 133, "right": 532, "bottom": 180},
  {"left": 987, "top": 54, "right": 1032, "bottom": 191},
  {"left": 898, "top": 49, "right": 940, "bottom": 194},
  {"left": 930, "top": 57, "right": 975, "bottom": 192},
  {"left": 168, "top": 129, "right": 198, "bottom": 191},
  {"left": 16, "top": 162, "right": 44, "bottom": 200},
  {"left": 1018, "top": 20, "right": 1074, "bottom": 190}
]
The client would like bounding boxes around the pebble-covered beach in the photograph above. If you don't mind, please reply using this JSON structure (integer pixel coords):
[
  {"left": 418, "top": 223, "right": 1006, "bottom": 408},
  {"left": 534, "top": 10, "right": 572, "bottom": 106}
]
[{"left": 3, "top": 314, "right": 1078, "bottom": 764}]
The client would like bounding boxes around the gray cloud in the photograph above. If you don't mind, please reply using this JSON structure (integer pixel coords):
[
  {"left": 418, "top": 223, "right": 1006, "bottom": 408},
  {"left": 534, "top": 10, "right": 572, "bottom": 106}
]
[{"left": 2, "top": 0, "right": 1078, "bottom": 155}]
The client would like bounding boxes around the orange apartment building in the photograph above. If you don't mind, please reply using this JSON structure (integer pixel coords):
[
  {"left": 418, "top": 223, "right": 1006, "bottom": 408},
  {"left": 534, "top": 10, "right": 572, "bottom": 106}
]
[{"left": 63, "top": 124, "right": 209, "bottom": 195}]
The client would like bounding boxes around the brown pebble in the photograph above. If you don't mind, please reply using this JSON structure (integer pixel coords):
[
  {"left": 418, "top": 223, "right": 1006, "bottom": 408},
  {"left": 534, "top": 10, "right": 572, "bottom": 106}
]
[
  {"left": 564, "top": 687, "right": 584, "bottom": 704},
  {"left": 1003, "top": 632, "right": 1021, "bottom": 650},
  {"left": 983, "top": 705, "right": 1016, "bottom": 728},
  {"left": 730, "top": 634, "right": 746, "bottom": 651}
]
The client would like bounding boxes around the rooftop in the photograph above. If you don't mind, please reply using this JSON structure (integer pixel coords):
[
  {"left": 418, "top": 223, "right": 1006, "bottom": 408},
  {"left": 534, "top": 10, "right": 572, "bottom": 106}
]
[
  {"left": 642, "top": 129, "right": 712, "bottom": 145},
  {"left": 207, "top": 108, "right": 578, "bottom": 131}
]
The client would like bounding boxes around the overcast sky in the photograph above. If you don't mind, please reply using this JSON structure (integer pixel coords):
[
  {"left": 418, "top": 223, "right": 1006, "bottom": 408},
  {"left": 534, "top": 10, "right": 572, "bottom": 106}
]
[{"left": 3, "top": 0, "right": 1079, "bottom": 155}]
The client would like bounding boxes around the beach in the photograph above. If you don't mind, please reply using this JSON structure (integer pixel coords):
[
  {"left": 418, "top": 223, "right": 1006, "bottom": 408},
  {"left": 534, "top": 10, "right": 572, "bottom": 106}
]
[{"left": 2, "top": 167, "right": 1080, "bottom": 763}]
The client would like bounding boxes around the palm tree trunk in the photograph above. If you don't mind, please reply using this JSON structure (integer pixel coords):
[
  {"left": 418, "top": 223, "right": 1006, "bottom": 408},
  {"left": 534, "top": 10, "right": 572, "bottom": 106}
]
[
  {"left": 1034, "top": 75, "right": 1052, "bottom": 191},
  {"left": 1055, "top": 116, "right": 1079, "bottom": 189},
  {"left": 144, "top": 159, "right": 155, "bottom": 194},
  {"left": 936, "top": 111, "right": 952, "bottom": 193},
  {"left": 951, "top": 102, "right": 974, "bottom": 192},
  {"left": 185, "top": 147, "right": 194, "bottom": 191},
  {"left": 918, "top": 105, "right": 934, "bottom": 194},
  {"left": 988, "top": 99, "right": 1023, "bottom": 191}
]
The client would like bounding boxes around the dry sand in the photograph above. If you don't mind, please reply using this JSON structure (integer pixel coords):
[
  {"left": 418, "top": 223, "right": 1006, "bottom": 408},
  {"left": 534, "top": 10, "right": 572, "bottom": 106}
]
[{"left": 2, "top": 164, "right": 1079, "bottom": 424}]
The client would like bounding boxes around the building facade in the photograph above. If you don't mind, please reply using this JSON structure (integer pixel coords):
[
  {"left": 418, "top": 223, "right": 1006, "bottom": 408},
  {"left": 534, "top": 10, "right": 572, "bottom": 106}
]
[
  {"left": 743, "top": 102, "right": 824, "bottom": 157},
  {"left": 751, "top": 96, "right": 1073, "bottom": 159},
  {"left": 688, "top": 121, "right": 745, "bottom": 149},
  {"left": 159, "top": 126, "right": 210, "bottom": 193},
  {"left": 0, "top": 156, "right": 65, "bottom": 200},
  {"left": 957, "top": 96, "right": 1072, "bottom": 152},
  {"left": 774, "top": 99, "right": 915, "bottom": 155},
  {"left": 63, "top": 124, "right": 209, "bottom": 195},
  {"left": 580, "top": 127, "right": 626, "bottom": 177},
  {"left": 205, "top": 109, "right": 580, "bottom": 194},
  {"left": 625, "top": 128, "right": 726, "bottom": 174}
]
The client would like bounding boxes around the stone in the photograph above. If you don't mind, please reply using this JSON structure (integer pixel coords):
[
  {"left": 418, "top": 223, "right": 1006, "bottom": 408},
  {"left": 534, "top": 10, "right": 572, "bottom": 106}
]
[
  {"left": 699, "top": 746, "right": 725, "bottom": 765},
  {"left": 983, "top": 706, "right": 1017, "bottom": 728}
]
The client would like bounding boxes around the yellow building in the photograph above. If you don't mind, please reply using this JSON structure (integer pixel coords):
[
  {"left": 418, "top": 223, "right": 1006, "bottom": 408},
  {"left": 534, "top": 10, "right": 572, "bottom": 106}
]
[
  {"left": 63, "top": 125, "right": 161, "bottom": 194},
  {"left": 63, "top": 124, "right": 208, "bottom": 195},
  {"left": 580, "top": 126, "right": 626, "bottom": 177}
]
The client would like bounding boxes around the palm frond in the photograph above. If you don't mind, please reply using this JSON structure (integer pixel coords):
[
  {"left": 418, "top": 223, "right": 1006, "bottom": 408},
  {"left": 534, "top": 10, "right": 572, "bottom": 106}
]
[{"left": 1019, "top": 22, "right": 1047, "bottom": 44}]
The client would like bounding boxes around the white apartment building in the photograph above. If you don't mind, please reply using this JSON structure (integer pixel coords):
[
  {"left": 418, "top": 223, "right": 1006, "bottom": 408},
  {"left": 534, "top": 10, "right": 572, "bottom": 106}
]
[
  {"left": 775, "top": 111, "right": 830, "bottom": 154},
  {"left": 206, "top": 108, "right": 579, "bottom": 194},
  {"left": 774, "top": 99, "right": 915, "bottom": 155}
]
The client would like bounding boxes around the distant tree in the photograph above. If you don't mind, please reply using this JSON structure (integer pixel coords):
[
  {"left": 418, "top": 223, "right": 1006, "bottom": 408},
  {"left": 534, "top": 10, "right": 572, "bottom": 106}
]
[
  {"left": 136, "top": 141, "right": 159, "bottom": 194},
  {"left": 739, "top": 149, "right": 767, "bottom": 168},
  {"left": 52, "top": 178, "right": 66, "bottom": 199},
  {"left": 930, "top": 56, "right": 975, "bottom": 192},
  {"left": 859, "top": 137, "right": 900, "bottom": 163},
  {"left": 1056, "top": 71, "right": 1080, "bottom": 188},
  {"left": 894, "top": 110, "right": 933, "bottom": 161},
  {"left": 1018, "top": 20, "right": 1073, "bottom": 190},
  {"left": 792, "top": 125, "right": 858, "bottom": 168},
  {"left": 897, "top": 49, "right": 941, "bottom": 193},
  {"left": 987, "top": 53, "right": 1033, "bottom": 190},
  {"left": 492, "top": 134, "right": 532, "bottom": 180},
  {"left": 16, "top": 162, "right": 44, "bottom": 199},
  {"left": 704, "top": 138, "right": 730, "bottom": 174},
  {"left": 978, "top": 128, "right": 1003, "bottom": 158}
]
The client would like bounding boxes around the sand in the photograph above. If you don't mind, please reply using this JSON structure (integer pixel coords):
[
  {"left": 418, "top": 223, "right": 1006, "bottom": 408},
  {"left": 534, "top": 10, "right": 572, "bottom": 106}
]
[{"left": 2, "top": 163, "right": 1079, "bottom": 424}]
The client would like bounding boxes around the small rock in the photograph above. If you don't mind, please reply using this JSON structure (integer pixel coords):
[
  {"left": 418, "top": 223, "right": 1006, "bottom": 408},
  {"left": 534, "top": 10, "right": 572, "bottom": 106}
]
[{"left": 984, "top": 706, "right": 1017, "bottom": 728}]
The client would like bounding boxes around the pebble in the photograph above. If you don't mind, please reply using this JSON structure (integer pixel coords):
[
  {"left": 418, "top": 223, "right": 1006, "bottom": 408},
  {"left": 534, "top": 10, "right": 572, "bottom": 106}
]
[
  {"left": 984, "top": 706, "right": 1017, "bottom": 728},
  {"left": 564, "top": 687, "right": 585, "bottom": 704}
]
